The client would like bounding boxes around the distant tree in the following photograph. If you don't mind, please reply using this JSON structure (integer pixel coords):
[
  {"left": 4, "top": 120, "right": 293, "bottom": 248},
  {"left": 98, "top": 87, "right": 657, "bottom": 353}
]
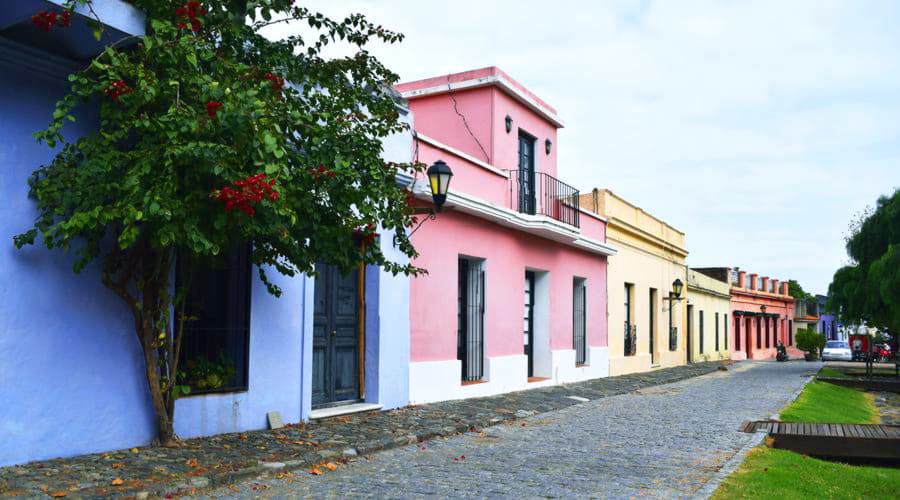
[
  {"left": 828, "top": 188, "right": 900, "bottom": 340},
  {"left": 787, "top": 280, "right": 814, "bottom": 301}
]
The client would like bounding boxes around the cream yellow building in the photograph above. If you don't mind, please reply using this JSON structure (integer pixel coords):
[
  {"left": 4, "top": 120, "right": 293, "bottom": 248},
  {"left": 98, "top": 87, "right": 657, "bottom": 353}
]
[
  {"left": 686, "top": 269, "right": 732, "bottom": 362},
  {"left": 580, "top": 189, "right": 688, "bottom": 376}
]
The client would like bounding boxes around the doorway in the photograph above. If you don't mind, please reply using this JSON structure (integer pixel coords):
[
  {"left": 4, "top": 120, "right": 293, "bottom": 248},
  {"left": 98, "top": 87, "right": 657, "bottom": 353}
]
[
  {"left": 524, "top": 271, "right": 536, "bottom": 376},
  {"left": 745, "top": 317, "right": 752, "bottom": 359},
  {"left": 649, "top": 288, "right": 658, "bottom": 365},
  {"left": 686, "top": 305, "right": 694, "bottom": 363},
  {"left": 518, "top": 131, "right": 536, "bottom": 215},
  {"left": 312, "top": 262, "right": 362, "bottom": 407}
]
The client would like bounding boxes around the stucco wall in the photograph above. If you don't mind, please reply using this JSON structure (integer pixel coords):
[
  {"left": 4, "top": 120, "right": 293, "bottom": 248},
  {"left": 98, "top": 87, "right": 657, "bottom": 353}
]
[
  {"left": 409, "top": 209, "right": 608, "bottom": 362},
  {"left": 606, "top": 238, "right": 687, "bottom": 375},
  {"left": 686, "top": 270, "right": 731, "bottom": 361}
]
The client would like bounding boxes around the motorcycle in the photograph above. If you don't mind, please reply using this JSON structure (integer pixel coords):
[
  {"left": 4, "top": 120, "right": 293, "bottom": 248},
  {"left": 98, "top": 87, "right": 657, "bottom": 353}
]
[{"left": 776, "top": 342, "right": 788, "bottom": 362}]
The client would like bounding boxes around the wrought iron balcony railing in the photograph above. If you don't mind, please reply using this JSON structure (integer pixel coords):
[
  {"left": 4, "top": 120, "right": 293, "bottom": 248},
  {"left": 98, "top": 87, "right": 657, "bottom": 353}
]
[
  {"left": 624, "top": 322, "right": 637, "bottom": 356},
  {"left": 506, "top": 169, "right": 580, "bottom": 228}
]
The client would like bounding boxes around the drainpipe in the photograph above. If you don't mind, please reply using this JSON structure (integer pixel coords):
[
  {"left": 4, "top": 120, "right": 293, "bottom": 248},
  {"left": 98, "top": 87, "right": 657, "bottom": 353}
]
[{"left": 592, "top": 188, "right": 599, "bottom": 213}]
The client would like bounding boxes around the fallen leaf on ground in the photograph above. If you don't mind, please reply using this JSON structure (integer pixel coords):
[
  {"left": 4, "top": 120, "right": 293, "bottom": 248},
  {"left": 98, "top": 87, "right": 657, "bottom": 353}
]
[
  {"left": 111, "top": 463, "right": 124, "bottom": 469},
  {"left": 130, "top": 448, "right": 139, "bottom": 453},
  {"left": 111, "top": 478, "right": 124, "bottom": 486},
  {"left": 50, "top": 492, "right": 67, "bottom": 498},
  {"left": 186, "top": 458, "right": 199, "bottom": 468},
  {"left": 324, "top": 462, "right": 338, "bottom": 471},
  {"left": 309, "top": 467, "right": 323, "bottom": 475}
]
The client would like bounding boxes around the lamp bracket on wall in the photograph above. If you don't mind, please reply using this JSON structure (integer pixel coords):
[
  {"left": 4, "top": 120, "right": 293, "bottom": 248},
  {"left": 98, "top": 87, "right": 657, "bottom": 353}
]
[{"left": 392, "top": 207, "right": 453, "bottom": 247}]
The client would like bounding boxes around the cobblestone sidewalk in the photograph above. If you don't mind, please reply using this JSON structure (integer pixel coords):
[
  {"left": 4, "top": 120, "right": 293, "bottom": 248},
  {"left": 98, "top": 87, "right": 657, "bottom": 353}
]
[{"left": 0, "top": 361, "right": 728, "bottom": 498}]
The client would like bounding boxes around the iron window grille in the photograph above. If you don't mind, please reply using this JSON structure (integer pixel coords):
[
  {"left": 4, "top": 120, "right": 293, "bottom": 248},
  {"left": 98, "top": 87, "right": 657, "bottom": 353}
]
[
  {"left": 573, "top": 279, "right": 587, "bottom": 365},
  {"left": 624, "top": 321, "right": 638, "bottom": 357},
  {"left": 715, "top": 312, "right": 720, "bottom": 351},
  {"left": 176, "top": 244, "right": 252, "bottom": 395},
  {"left": 669, "top": 326, "right": 678, "bottom": 351},
  {"left": 458, "top": 258, "right": 485, "bottom": 382}
]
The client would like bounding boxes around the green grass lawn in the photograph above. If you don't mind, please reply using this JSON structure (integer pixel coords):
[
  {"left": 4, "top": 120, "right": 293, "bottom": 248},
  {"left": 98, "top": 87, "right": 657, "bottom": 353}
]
[
  {"left": 713, "top": 375, "right": 891, "bottom": 499},
  {"left": 779, "top": 379, "right": 879, "bottom": 424},
  {"left": 712, "top": 447, "right": 900, "bottom": 499}
]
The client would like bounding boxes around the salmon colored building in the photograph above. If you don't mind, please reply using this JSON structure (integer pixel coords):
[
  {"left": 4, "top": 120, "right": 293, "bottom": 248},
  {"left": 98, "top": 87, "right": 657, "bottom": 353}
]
[
  {"left": 397, "top": 67, "right": 617, "bottom": 404},
  {"left": 693, "top": 268, "right": 799, "bottom": 360}
]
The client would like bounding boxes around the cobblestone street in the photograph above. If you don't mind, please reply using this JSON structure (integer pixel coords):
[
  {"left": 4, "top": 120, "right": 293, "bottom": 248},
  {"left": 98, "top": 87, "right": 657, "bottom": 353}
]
[{"left": 200, "top": 361, "right": 818, "bottom": 499}]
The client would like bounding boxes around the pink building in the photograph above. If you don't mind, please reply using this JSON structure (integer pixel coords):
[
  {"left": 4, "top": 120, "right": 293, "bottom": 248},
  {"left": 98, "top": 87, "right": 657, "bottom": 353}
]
[
  {"left": 397, "top": 68, "right": 617, "bottom": 404},
  {"left": 696, "top": 268, "right": 800, "bottom": 360}
]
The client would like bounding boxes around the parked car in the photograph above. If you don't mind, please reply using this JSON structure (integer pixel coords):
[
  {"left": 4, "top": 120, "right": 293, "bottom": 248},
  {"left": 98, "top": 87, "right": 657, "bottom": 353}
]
[{"left": 822, "top": 341, "right": 852, "bottom": 361}]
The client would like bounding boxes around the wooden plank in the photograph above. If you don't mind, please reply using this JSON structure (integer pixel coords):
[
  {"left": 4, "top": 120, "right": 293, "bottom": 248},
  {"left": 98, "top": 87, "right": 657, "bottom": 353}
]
[
  {"left": 835, "top": 424, "right": 845, "bottom": 437},
  {"left": 773, "top": 422, "right": 780, "bottom": 434},
  {"left": 871, "top": 425, "right": 889, "bottom": 439},
  {"left": 845, "top": 425, "right": 858, "bottom": 438}
]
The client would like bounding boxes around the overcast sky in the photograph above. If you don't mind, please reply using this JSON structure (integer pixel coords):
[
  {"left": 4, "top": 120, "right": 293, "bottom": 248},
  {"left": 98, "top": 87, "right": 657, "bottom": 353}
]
[{"left": 267, "top": 1, "right": 900, "bottom": 294}]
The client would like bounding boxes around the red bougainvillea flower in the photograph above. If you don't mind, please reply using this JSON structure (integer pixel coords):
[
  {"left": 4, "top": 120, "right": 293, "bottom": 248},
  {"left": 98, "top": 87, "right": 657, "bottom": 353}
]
[
  {"left": 31, "top": 10, "right": 73, "bottom": 31},
  {"left": 31, "top": 11, "right": 58, "bottom": 31},
  {"left": 212, "top": 173, "right": 278, "bottom": 216},
  {"left": 352, "top": 223, "right": 378, "bottom": 245},
  {"left": 264, "top": 72, "right": 285, "bottom": 93},
  {"left": 206, "top": 101, "right": 223, "bottom": 118},
  {"left": 104, "top": 80, "right": 134, "bottom": 102},
  {"left": 175, "top": 1, "right": 207, "bottom": 33},
  {"left": 309, "top": 164, "right": 338, "bottom": 181}
]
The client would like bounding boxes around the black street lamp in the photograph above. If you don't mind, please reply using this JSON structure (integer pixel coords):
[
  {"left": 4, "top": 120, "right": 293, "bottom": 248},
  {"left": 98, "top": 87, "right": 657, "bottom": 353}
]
[
  {"left": 426, "top": 160, "right": 453, "bottom": 212},
  {"left": 665, "top": 278, "right": 685, "bottom": 352},
  {"left": 396, "top": 160, "right": 455, "bottom": 246}
]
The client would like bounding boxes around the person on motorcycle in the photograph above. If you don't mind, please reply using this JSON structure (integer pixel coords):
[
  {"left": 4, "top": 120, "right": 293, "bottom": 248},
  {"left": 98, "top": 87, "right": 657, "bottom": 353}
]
[{"left": 776, "top": 341, "right": 788, "bottom": 362}]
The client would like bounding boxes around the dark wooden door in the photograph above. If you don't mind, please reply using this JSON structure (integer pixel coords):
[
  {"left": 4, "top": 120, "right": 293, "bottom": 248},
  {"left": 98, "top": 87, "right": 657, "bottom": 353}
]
[
  {"left": 524, "top": 271, "right": 536, "bottom": 377},
  {"left": 518, "top": 132, "right": 536, "bottom": 215},
  {"left": 312, "top": 262, "right": 360, "bottom": 407}
]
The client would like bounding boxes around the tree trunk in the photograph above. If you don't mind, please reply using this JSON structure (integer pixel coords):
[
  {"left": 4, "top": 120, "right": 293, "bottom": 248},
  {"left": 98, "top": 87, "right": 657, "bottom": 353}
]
[
  {"left": 142, "top": 336, "right": 177, "bottom": 446},
  {"left": 103, "top": 243, "right": 180, "bottom": 447}
]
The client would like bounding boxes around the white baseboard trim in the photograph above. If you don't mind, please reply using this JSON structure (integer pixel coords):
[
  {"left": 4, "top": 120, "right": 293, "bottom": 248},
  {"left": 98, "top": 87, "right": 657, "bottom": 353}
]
[{"left": 409, "top": 347, "right": 610, "bottom": 404}]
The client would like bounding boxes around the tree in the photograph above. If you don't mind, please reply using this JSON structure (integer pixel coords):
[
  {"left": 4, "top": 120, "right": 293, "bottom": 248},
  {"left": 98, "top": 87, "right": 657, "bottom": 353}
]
[
  {"left": 827, "top": 188, "right": 900, "bottom": 341},
  {"left": 14, "top": 0, "right": 423, "bottom": 446},
  {"left": 787, "top": 279, "right": 814, "bottom": 301}
]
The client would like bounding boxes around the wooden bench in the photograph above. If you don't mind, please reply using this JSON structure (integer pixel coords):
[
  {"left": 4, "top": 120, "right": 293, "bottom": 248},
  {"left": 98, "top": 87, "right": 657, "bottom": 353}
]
[{"left": 739, "top": 420, "right": 900, "bottom": 459}]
